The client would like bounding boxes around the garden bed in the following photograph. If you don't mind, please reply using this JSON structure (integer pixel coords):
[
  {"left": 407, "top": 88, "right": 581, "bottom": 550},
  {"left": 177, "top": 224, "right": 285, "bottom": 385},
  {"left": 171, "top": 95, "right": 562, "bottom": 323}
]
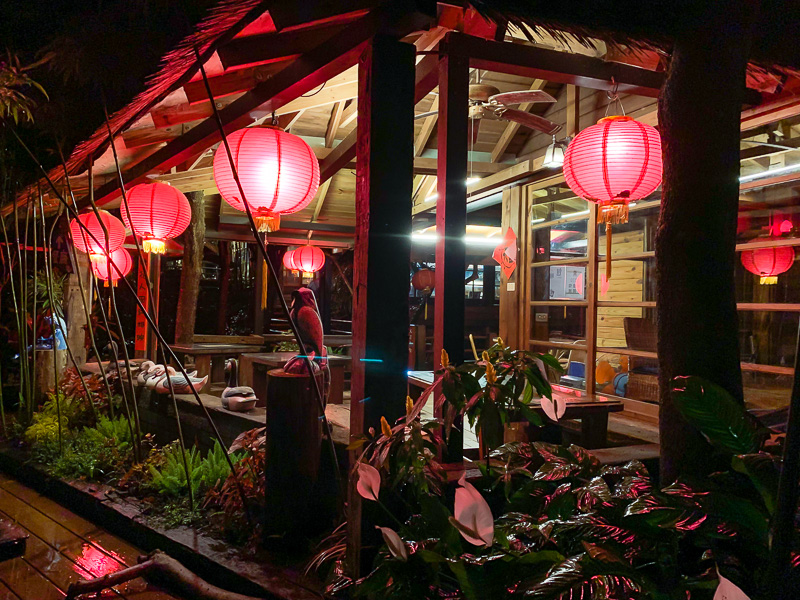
[{"left": 0, "top": 444, "right": 324, "bottom": 600}]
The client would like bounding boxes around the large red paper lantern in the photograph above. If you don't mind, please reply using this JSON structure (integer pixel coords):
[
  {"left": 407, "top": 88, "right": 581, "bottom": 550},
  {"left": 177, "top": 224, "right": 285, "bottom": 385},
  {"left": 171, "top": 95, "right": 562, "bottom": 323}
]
[
  {"left": 121, "top": 182, "right": 191, "bottom": 254},
  {"left": 70, "top": 210, "right": 126, "bottom": 262},
  {"left": 563, "top": 115, "right": 662, "bottom": 279},
  {"left": 282, "top": 248, "right": 298, "bottom": 271},
  {"left": 741, "top": 243, "right": 795, "bottom": 285},
  {"left": 292, "top": 245, "right": 325, "bottom": 275},
  {"left": 213, "top": 127, "right": 320, "bottom": 232},
  {"left": 412, "top": 268, "right": 435, "bottom": 292},
  {"left": 91, "top": 248, "right": 133, "bottom": 285}
]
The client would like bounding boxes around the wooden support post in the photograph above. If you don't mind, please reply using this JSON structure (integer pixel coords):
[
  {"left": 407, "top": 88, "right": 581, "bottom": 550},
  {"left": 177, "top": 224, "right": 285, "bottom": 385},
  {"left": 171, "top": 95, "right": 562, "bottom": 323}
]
[
  {"left": 147, "top": 254, "right": 161, "bottom": 361},
  {"left": 434, "top": 38, "right": 468, "bottom": 366},
  {"left": 585, "top": 204, "right": 598, "bottom": 396},
  {"left": 175, "top": 191, "right": 205, "bottom": 345},
  {"left": 434, "top": 35, "right": 469, "bottom": 463},
  {"left": 349, "top": 33, "right": 416, "bottom": 575},
  {"left": 254, "top": 247, "right": 265, "bottom": 334},
  {"left": 499, "top": 187, "right": 521, "bottom": 349},
  {"left": 65, "top": 255, "right": 90, "bottom": 365},
  {"left": 134, "top": 261, "right": 149, "bottom": 359}
]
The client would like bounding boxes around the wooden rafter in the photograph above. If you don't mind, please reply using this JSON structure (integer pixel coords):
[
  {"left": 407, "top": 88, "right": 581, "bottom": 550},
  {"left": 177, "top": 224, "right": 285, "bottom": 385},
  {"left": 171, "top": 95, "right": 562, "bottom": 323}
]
[
  {"left": 340, "top": 100, "right": 357, "bottom": 128},
  {"left": 325, "top": 101, "right": 346, "bottom": 147},
  {"left": 319, "top": 51, "right": 439, "bottom": 183},
  {"left": 89, "top": 5, "right": 427, "bottom": 207},
  {"left": 414, "top": 95, "right": 438, "bottom": 156},
  {"left": 311, "top": 178, "right": 334, "bottom": 222},
  {"left": 490, "top": 79, "right": 546, "bottom": 162}
]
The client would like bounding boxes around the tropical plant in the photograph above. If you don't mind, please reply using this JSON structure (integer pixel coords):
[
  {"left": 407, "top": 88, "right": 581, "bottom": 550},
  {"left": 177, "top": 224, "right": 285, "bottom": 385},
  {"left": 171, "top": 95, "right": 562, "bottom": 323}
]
[
  {"left": 0, "top": 52, "right": 47, "bottom": 124},
  {"left": 314, "top": 375, "right": 796, "bottom": 600}
]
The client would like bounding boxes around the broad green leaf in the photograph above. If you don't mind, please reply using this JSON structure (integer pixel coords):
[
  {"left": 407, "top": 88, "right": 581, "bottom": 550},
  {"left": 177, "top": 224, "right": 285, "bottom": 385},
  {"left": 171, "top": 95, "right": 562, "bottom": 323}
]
[
  {"left": 670, "top": 376, "right": 768, "bottom": 455},
  {"left": 731, "top": 453, "right": 780, "bottom": 515}
]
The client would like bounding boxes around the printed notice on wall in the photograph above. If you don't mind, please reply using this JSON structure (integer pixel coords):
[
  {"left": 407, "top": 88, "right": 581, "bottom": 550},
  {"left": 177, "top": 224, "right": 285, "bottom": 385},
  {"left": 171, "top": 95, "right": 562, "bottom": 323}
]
[{"left": 492, "top": 227, "right": 518, "bottom": 279}]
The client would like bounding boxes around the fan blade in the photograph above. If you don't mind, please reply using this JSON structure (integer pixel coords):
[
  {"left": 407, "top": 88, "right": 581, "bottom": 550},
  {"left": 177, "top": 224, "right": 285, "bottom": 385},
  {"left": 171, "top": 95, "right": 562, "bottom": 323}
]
[
  {"left": 498, "top": 108, "right": 562, "bottom": 135},
  {"left": 414, "top": 110, "right": 439, "bottom": 120},
  {"left": 489, "top": 90, "right": 556, "bottom": 106}
]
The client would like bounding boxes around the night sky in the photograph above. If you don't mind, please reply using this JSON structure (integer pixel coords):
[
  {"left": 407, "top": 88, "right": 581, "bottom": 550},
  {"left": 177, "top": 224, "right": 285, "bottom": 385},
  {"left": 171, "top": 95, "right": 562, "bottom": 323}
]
[{"left": 1, "top": 0, "right": 218, "bottom": 164}]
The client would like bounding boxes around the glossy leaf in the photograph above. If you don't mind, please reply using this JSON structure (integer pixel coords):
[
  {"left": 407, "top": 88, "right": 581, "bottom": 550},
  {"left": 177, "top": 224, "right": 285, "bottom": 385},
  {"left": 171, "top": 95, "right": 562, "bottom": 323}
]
[
  {"left": 731, "top": 453, "right": 780, "bottom": 514},
  {"left": 453, "top": 474, "right": 494, "bottom": 547},
  {"left": 356, "top": 461, "right": 381, "bottom": 501},
  {"left": 670, "top": 376, "right": 769, "bottom": 455}
]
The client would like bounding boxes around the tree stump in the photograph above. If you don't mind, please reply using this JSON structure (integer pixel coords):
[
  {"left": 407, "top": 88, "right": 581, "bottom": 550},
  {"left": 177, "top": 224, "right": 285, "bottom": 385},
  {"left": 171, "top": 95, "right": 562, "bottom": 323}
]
[
  {"left": 264, "top": 367, "right": 323, "bottom": 538},
  {"left": 35, "top": 349, "right": 66, "bottom": 402}
]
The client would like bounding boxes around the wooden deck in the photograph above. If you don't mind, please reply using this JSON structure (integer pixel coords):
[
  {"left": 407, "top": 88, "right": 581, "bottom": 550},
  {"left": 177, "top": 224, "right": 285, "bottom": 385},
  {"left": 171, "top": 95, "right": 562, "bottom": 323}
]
[{"left": 0, "top": 473, "right": 178, "bottom": 599}]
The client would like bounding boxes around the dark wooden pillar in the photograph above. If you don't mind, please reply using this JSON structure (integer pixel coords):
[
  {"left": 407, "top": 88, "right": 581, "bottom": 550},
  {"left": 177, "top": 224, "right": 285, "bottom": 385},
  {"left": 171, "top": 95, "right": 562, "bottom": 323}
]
[
  {"left": 351, "top": 34, "right": 415, "bottom": 433},
  {"left": 175, "top": 191, "right": 205, "bottom": 345},
  {"left": 265, "top": 245, "right": 286, "bottom": 333},
  {"left": 254, "top": 247, "right": 265, "bottom": 334},
  {"left": 148, "top": 253, "right": 161, "bottom": 360},
  {"left": 321, "top": 259, "right": 333, "bottom": 333},
  {"left": 433, "top": 36, "right": 468, "bottom": 366},
  {"left": 656, "top": 2, "right": 754, "bottom": 482},
  {"left": 217, "top": 241, "right": 231, "bottom": 334}
]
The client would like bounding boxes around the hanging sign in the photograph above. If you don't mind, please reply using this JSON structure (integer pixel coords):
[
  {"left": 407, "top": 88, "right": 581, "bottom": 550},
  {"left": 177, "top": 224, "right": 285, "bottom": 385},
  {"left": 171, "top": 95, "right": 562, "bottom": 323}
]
[
  {"left": 134, "top": 264, "right": 149, "bottom": 355},
  {"left": 492, "top": 227, "right": 518, "bottom": 279}
]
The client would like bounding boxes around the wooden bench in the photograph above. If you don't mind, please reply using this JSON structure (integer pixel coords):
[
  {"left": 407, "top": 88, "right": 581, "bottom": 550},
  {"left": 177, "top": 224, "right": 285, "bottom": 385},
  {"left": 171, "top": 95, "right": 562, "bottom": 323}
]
[
  {"left": 588, "top": 443, "right": 660, "bottom": 465},
  {"left": 170, "top": 342, "right": 264, "bottom": 392},
  {"left": 239, "top": 352, "right": 351, "bottom": 405}
]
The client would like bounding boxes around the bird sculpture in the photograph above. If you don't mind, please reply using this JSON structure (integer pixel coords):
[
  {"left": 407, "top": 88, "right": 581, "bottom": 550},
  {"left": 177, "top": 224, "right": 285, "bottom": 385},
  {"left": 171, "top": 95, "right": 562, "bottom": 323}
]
[
  {"left": 284, "top": 287, "right": 330, "bottom": 405},
  {"left": 153, "top": 373, "right": 208, "bottom": 394},
  {"left": 136, "top": 361, "right": 156, "bottom": 386},
  {"left": 221, "top": 358, "right": 258, "bottom": 412}
]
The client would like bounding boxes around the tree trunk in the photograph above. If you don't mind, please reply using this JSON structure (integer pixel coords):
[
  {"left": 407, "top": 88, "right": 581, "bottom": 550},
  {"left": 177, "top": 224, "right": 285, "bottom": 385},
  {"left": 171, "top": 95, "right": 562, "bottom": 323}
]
[
  {"left": 656, "top": 2, "right": 756, "bottom": 482},
  {"left": 217, "top": 241, "right": 231, "bottom": 335},
  {"left": 174, "top": 191, "right": 205, "bottom": 345}
]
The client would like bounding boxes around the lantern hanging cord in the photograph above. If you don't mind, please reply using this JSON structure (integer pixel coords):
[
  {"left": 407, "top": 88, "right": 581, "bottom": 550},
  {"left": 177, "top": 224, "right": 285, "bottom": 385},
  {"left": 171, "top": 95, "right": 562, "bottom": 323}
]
[
  {"left": 300, "top": 81, "right": 326, "bottom": 97},
  {"left": 604, "top": 78, "right": 626, "bottom": 117}
]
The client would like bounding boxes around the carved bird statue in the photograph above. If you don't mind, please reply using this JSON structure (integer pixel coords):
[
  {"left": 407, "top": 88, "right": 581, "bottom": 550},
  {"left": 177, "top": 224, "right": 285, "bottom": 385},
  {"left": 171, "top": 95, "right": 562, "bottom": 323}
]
[
  {"left": 221, "top": 358, "right": 258, "bottom": 412},
  {"left": 284, "top": 287, "right": 330, "bottom": 405}
]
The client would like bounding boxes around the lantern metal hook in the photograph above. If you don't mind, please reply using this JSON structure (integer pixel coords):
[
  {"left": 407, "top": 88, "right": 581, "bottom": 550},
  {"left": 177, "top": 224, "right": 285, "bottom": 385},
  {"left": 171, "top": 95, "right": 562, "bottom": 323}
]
[{"left": 604, "top": 78, "right": 626, "bottom": 117}]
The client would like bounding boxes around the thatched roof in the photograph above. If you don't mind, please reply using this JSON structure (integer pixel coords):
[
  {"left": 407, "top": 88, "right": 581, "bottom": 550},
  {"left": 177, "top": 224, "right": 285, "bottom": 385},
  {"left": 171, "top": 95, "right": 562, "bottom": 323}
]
[{"left": 31, "top": 0, "right": 800, "bottom": 207}]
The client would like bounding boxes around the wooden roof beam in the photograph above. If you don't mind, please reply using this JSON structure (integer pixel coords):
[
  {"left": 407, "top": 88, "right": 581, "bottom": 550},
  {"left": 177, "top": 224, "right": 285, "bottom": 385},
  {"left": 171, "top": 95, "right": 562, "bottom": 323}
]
[
  {"left": 443, "top": 32, "right": 761, "bottom": 105},
  {"left": 319, "top": 51, "right": 439, "bottom": 183},
  {"left": 414, "top": 95, "right": 438, "bottom": 156},
  {"left": 89, "top": 5, "right": 430, "bottom": 207},
  {"left": 325, "top": 101, "right": 346, "bottom": 147}
]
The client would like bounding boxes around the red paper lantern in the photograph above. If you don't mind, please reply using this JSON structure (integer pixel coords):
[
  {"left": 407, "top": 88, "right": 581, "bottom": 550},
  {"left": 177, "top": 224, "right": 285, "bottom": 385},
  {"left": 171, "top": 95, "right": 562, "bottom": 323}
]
[
  {"left": 70, "top": 210, "right": 126, "bottom": 262},
  {"left": 213, "top": 127, "right": 320, "bottom": 232},
  {"left": 282, "top": 248, "right": 298, "bottom": 271},
  {"left": 91, "top": 248, "right": 133, "bottom": 285},
  {"left": 741, "top": 243, "right": 795, "bottom": 285},
  {"left": 412, "top": 268, "right": 435, "bottom": 292},
  {"left": 292, "top": 245, "right": 325, "bottom": 274},
  {"left": 121, "top": 182, "right": 191, "bottom": 254},
  {"left": 563, "top": 115, "right": 662, "bottom": 279}
]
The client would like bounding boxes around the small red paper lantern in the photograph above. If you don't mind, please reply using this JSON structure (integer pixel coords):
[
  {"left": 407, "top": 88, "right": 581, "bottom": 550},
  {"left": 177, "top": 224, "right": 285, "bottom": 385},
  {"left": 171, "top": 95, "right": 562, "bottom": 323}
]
[
  {"left": 563, "top": 115, "right": 662, "bottom": 279},
  {"left": 121, "top": 182, "right": 191, "bottom": 254},
  {"left": 91, "top": 248, "right": 133, "bottom": 286},
  {"left": 412, "top": 268, "right": 435, "bottom": 292},
  {"left": 292, "top": 245, "right": 325, "bottom": 275},
  {"left": 70, "top": 210, "right": 126, "bottom": 263},
  {"left": 282, "top": 248, "right": 298, "bottom": 271},
  {"left": 741, "top": 243, "right": 795, "bottom": 285},
  {"left": 213, "top": 127, "right": 320, "bottom": 233}
]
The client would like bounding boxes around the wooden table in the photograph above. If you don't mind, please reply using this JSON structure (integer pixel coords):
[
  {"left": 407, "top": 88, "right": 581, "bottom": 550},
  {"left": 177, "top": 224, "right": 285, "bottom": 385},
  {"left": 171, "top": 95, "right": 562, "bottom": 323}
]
[
  {"left": 262, "top": 333, "right": 353, "bottom": 349},
  {"left": 170, "top": 343, "right": 263, "bottom": 392},
  {"left": 407, "top": 371, "right": 624, "bottom": 449},
  {"left": 240, "top": 352, "right": 350, "bottom": 405}
]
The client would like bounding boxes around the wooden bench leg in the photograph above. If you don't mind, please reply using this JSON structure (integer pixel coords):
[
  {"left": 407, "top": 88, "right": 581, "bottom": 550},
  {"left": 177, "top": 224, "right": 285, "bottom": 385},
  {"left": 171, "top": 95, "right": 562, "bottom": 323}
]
[
  {"left": 328, "top": 365, "right": 345, "bottom": 405},
  {"left": 193, "top": 356, "right": 212, "bottom": 393},
  {"left": 580, "top": 414, "right": 609, "bottom": 449}
]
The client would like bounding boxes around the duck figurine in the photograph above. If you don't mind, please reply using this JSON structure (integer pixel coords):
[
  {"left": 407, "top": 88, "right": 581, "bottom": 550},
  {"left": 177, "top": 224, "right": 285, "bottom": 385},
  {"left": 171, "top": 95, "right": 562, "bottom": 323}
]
[
  {"left": 221, "top": 358, "right": 258, "bottom": 412},
  {"left": 136, "top": 361, "right": 155, "bottom": 386},
  {"left": 154, "top": 373, "right": 208, "bottom": 394}
]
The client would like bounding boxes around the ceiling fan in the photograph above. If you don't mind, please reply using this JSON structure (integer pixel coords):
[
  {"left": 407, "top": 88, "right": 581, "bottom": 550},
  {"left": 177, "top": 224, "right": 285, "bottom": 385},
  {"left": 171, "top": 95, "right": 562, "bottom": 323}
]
[{"left": 415, "top": 84, "right": 561, "bottom": 144}]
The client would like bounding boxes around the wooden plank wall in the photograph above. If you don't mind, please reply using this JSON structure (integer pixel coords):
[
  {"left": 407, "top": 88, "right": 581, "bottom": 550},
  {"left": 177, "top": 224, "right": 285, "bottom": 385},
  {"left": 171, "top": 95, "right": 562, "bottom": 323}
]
[{"left": 597, "top": 230, "right": 645, "bottom": 362}]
